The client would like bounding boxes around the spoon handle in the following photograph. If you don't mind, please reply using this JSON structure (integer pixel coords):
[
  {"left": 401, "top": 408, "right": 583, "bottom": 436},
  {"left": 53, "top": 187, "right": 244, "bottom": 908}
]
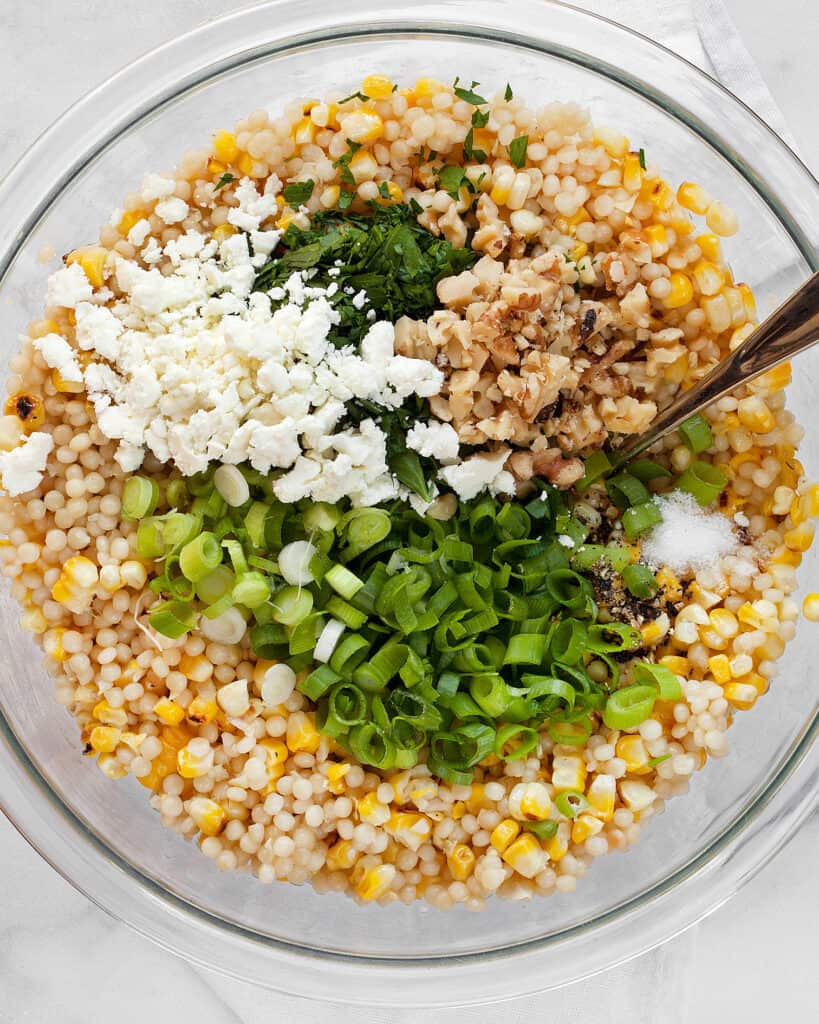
[{"left": 612, "top": 269, "right": 819, "bottom": 465}]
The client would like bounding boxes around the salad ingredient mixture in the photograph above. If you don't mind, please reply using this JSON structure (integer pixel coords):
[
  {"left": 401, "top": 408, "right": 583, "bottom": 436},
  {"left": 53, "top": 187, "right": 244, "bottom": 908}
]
[{"left": 0, "top": 75, "right": 814, "bottom": 909}]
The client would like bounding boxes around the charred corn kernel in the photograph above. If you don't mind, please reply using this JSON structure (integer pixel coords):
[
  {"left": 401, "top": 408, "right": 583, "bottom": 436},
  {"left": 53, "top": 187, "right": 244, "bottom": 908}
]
[
  {"left": 551, "top": 754, "right": 586, "bottom": 793},
  {"left": 446, "top": 843, "right": 476, "bottom": 882},
  {"left": 586, "top": 774, "right": 616, "bottom": 821},
  {"left": 117, "top": 209, "right": 148, "bottom": 236},
  {"left": 212, "top": 223, "right": 237, "bottom": 243},
  {"left": 357, "top": 792, "right": 391, "bottom": 826},
  {"left": 89, "top": 726, "right": 121, "bottom": 754},
  {"left": 572, "top": 813, "right": 605, "bottom": 844},
  {"left": 616, "top": 736, "right": 651, "bottom": 774},
  {"left": 546, "top": 826, "right": 569, "bottom": 862},
  {"left": 451, "top": 801, "right": 466, "bottom": 821},
  {"left": 490, "top": 818, "right": 521, "bottom": 854},
  {"left": 709, "top": 608, "right": 739, "bottom": 637},
  {"left": 236, "top": 152, "right": 257, "bottom": 177},
  {"left": 508, "top": 782, "right": 552, "bottom": 821},
  {"left": 723, "top": 681, "right": 758, "bottom": 709},
  {"left": 623, "top": 152, "right": 642, "bottom": 191},
  {"left": 348, "top": 148, "right": 378, "bottom": 182},
  {"left": 784, "top": 521, "right": 815, "bottom": 552},
  {"left": 177, "top": 740, "right": 214, "bottom": 779},
  {"left": 93, "top": 699, "right": 128, "bottom": 728},
  {"left": 656, "top": 570, "right": 682, "bottom": 603},
  {"left": 702, "top": 293, "right": 732, "bottom": 333},
  {"left": 43, "top": 628, "right": 67, "bottom": 662},
  {"left": 659, "top": 655, "right": 689, "bottom": 675},
  {"left": 207, "top": 158, "right": 226, "bottom": 175},
  {"left": 120, "top": 731, "right": 146, "bottom": 752},
  {"left": 490, "top": 165, "right": 516, "bottom": 205},
  {"left": 326, "top": 838, "right": 359, "bottom": 871},
  {"left": 178, "top": 653, "right": 214, "bottom": 683},
  {"left": 696, "top": 232, "right": 722, "bottom": 261},
  {"left": 212, "top": 129, "right": 239, "bottom": 164},
  {"left": 708, "top": 654, "right": 733, "bottom": 684},
  {"left": 51, "top": 368, "right": 84, "bottom": 394},
  {"left": 414, "top": 77, "right": 444, "bottom": 97},
  {"left": 153, "top": 697, "right": 185, "bottom": 726},
  {"left": 647, "top": 179, "right": 673, "bottom": 209},
  {"left": 502, "top": 833, "right": 547, "bottom": 878},
  {"left": 594, "top": 127, "right": 629, "bottom": 158},
  {"left": 185, "top": 696, "right": 218, "bottom": 725},
  {"left": 319, "top": 184, "right": 341, "bottom": 209},
  {"left": 664, "top": 272, "right": 694, "bottom": 308},
  {"left": 676, "top": 181, "right": 711, "bottom": 214},
  {"left": 361, "top": 74, "right": 394, "bottom": 99},
  {"left": 188, "top": 796, "right": 226, "bottom": 836},
  {"left": 705, "top": 199, "right": 738, "bottom": 236},
  {"left": 340, "top": 110, "right": 384, "bottom": 144},
  {"left": 644, "top": 223, "right": 669, "bottom": 256},
  {"left": 5, "top": 394, "right": 44, "bottom": 432},
  {"left": 292, "top": 116, "right": 315, "bottom": 146},
  {"left": 286, "top": 710, "right": 320, "bottom": 753},
  {"left": 354, "top": 863, "right": 396, "bottom": 901},
  {"left": 619, "top": 779, "right": 657, "bottom": 813},
  {"left": 640, "top": 613, "right": 670, "bottom": 646},
  {"left": 385, "top": 812, "right": 432, "bottom": 851},
  {"left": 375, "top": 180, "right": 403, "bottom": 205},
  {"left": 66, "top": 246, "right": 108, "bottom": 288},
  {"left": 326, "top": 762, "right": 350, "bottom": 794},
  {"left": 97, "top": 754, "right": 127, "bottom": 780},
  {"left": 692, "top": 260, "right": 723, "bottom": 296}
]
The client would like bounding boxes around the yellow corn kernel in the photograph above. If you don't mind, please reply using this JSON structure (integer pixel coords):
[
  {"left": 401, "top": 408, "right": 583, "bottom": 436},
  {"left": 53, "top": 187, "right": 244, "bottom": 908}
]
[
  {"left": 186, "top": 696, "right": 218, "bottom": 725},
  {"left": 546, "top": 827, "right": 569, "bottom": 862},
  {"left": 89, "top": 725, "right": 121, "bottom": 754},
  {"left": 319, "top": 184, "right": 341, "bottom": 209},
  {"left": 572, "top": 813, "right": 605, "bottom": 844},
  {"left": 705, "top": 199, "right": 738, "bottom": 236},
  {"left": 798, "top": 483, "right": 819, "bottom": 519},
  {"left": 340, "top": 110, "right": 384, "bottom": 145},
  {"left": 212, "top": 129, "right": 239, "bottom": 164},
  {"left": 616, "top": 736, "right": 651, "bottom": 774},
  {"left": 570, "top": 241, "right": 589, "bottom": 262},
  {"left": 670, "top": 216, "right": 694, "bottom": 236},
  {"left": 4, "top": 394, "right": 43, "bottom": 434},
  {"left": 489, "top": 165, "right": 515, "bottom": 205},
  {"left": 65, "top": 246, "right": 108, "bottom": 289},
  {"left": 676, "top": 181, "right": 711, "bottom": 214},
  {"left": 43, "top": 627, "right": 67, "bottom": 663},
  {"left": 643, "top": 223, "right": 669, "bottom": 256},
  {"left": 120, "top": 731, "right": 146, "bottom": 752},
  {"left": 551, "top": 754, "right": 586, "bottom": 793},
  {"left": 784, "top": 521, "right": 815, "bottom": 552},
  {"left": 623, "top": 153, "right": 642, "bottom": 191},
  {"left": 178, "top": 652, "right": 214, "bottom": 683},
  {"left": 465, "top": 783, "right": 488, "bottom": 814},
  {"left": 326, "top": 838, "right": 359, "bottom": 871},
  {"left": 354, "top": 863, "right": 396, "bottom": 901},
  {"left": 702, "top": 293, "right": 732, "bottom": 333},
  {"left": 802, "top": 594, "right": 819, "bottom": 622},
  {"left": 709, "top": 608, "right": 739, "bottom": 639},
  {"left": 640, "top": 614, "right": 670, "bottom": 647},
  {"left": 618, "top": 779, "right": 657, "bottom": 813},
  {"left": 735, "top": 602, "right": 763, "bottom": 629},
  {"left": 447, "top": 843, "right": 476, "bottom": 881},
  {"left": 93, "top": 699, "right": 128, "bottom": 728},
  {"left": 153, "top": 697, "right": 185, "bottom": 726},
  {"left": 51, "top": 368, "right": 84, "bottom": 394},
  {"left": 357, "top": 791, "right": 391, "bottom": 826},
  {"left": 451, "top": 801, "right": 466, "bottom": 821},
  {"left": 212, "top": 223, "right": 237, "bottom": 243},
  {"left": 659, "top": 655, "right": 689, "bottom": 676},
  {"left": 326, "top": 762, "right": 350, "bottom": 794},
  {"left": 664, "top": 272, "right": 694, "bottom": 309},
  {"left": 286, "top": 710, "right": 320, "bottom": 753},
  {"left": 362, "top": 74, "right": 394, "bottom": 100},
  {"left": 656, "top": 570, "right": 682, "bottom": 604},
  {"left": 137, "top": 742, "right": 178, "bottom": 791},
  {"left": 490, "top": 818, "right": 521, "bottom": 854},
  {"left": 502, "top": 833, "right": 547, "bottom": 878},
  {"left": 187, "top": 796, "right": 226, "bottom": 836},
  {"left": 236, "top": 152, "right": 258, "bottom": 177},
  {"left": 207, "top": 158, "right": 226, "bottom": 176},
  {"left": 696, "top": 232, "right": 722, "bottom": 261},
  {"left": 96, "top": 753, "right": 127, "bottom": 780},
  {"left": 593, "top": 127, "right": 629, "bottom": 158},
  {"left": 508, "top": 781, "right": 552, "bottom": 822},
  {"left": 586, "top": 774, "right": 616, "bottom": 821},
  {"left": 292, "top": 116, "right": 316, "bottom": 146},
  {"left": 708, "top": 654, "right": 733, "bottom": 684},
  {"left": 257, "top": 738, "right": 288, "bottom": 782},
  {"left": 691, "top": 259, "right": 723, "bottom": 297},
  {"left": 737, "top": 283, "right": 757, "bottom": 321},
  {"left": 177, "top": 742, "right": 213, "bottom": 780},
  {"left": 385, "top": 812, "right": 432, "bottom": 851},
  {"left": 347, "top": 148, "right": 378, "bottom": 182},
  {"left": 645, "top": 178, "right": 673, "bottom": 210},
  {"left": 375, "top": 180, "right": 403, "bottom": 205},
  {"left": 414, "top": 77, "right": 445, "bottom": 97},
  {"left": 162, "top": 725, "right": 192, "bottom": 750},
  {"left": 118, "top": 209, "right": 148, "bottom": 236},
  {"left": 409, "top": 780, "right": 437, "bottom": 803},
  {"left": 723, "top": 681, "right": 758, "bottom": 710}
]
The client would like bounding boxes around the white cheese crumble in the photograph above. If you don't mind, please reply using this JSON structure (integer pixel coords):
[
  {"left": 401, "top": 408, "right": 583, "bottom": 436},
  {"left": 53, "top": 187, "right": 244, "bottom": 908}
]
[
  {"left": 0, "top": 432, "right": 54, "bottom": 496},
  {"left": 32, "top": 333, "right": 83, "bottom": 382},
  {"left": 406, "top": 421, "right": 460, "bottom": 463},
  {"left": 439, "top": 449, "right": 516, "bottom": 501},
  {"left": 46, "top": 263, "right": 93, "bottom": 310}
]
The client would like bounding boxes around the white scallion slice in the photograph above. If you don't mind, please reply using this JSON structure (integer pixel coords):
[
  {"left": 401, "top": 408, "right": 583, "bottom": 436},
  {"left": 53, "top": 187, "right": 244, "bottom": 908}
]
[
  {"left": 213, "top": 464, "right": 250, "bottom": 508},
  {"left": 198, "top": 607, "right": 247, "bottom": 644},
  {"left": 278, "top": 540, "right": 317, "bottom": 586},
  {"left": 259, "top": 663, "right": 297, "bottom": 706},
  {"left": 314, "top": 619, "right": 345, "bottom": 663}
]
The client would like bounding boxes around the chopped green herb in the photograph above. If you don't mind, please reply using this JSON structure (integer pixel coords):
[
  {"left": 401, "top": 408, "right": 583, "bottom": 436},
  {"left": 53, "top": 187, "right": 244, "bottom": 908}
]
[
  {"left": 454, "top": 85, "right": 487, "bottom": 105},
  {"left": 333, "top": 141, "right": 362, "bottom": 187},
  {"left": 647, "top": 753, "right": 672, "bottom": 768},
  {"left": 471, "top": 108, "right": 490, "bottom": 129},
  {"left": 377, "top": 181, "right": 392, "bottom": 199},
  {"left": 337, "top": 190, "right": 354, "bottom": 210},
  {"left": 504, "top": 82, "right": 513, "bottom": 101},
  {"left": 638, "top": 147, "right": 646, "bottom": 170},
  {"left": 282, "top": 179, "right": 315, "bottom": 206},
  {"left": 462, "top": 129, "right": 486, "bottom": 164},
  {"left": 213, "top": 172, "right": 236, "bottom": 191},
  {"left": 509, "top": 135, "right": 529, "bottom": 168},
  {"left": 339, "top": 91, "right": 369, "bottom": 104},
  {"left": 437, "top": 164, "right": 472, "bottom": 199}
]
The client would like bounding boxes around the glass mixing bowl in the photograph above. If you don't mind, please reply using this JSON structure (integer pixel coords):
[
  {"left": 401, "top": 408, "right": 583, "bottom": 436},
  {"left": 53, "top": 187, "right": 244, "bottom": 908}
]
[{"left": 0, "top": 0, "right": 817, "bottom": 1006}]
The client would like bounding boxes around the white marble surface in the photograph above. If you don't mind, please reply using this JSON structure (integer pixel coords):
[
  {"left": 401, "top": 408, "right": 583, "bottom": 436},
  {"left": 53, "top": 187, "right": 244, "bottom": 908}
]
[{"left": 0, "top": 1, "right": 817, "bottom": 1020}]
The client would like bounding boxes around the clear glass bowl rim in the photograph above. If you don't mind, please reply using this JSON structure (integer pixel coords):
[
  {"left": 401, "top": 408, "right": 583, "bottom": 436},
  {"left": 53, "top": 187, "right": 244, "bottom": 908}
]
[{"left": 0, "top": 0, "right": 816, "bottom": 1005}]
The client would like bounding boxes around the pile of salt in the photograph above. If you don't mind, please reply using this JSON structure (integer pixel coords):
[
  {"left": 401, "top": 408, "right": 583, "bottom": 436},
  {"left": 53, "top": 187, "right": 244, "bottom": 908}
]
[{"left": 641, "top": 491, "right": 738, "bottom": 573}]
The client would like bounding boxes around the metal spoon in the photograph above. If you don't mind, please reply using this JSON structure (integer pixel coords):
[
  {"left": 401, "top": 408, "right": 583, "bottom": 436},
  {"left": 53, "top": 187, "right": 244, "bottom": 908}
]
[{"left": 610, "top": 269, "right": 819, "bottom": 466}]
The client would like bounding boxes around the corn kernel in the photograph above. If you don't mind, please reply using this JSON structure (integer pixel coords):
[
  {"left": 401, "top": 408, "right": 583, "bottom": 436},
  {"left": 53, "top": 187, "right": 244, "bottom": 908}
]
[
  {"left": 93, "top": 699, "right": 128, "bottom": 728},
  {"left": 326, "top": 762, "right": 350, "bottom": 794},
  {"left": 696, "top": 232, "right": 722, "bottom": 261},
  {"left": 723, "top": 681, "right": 758, "bottom": 709},
  {"left": 546, "top": 827, "right": 569, "bottom": 862},
  {"left": 178, "top": 652, "right": 214, "bottom": 683},
  {"left": 137, "top": 743, "right": 178, "bottom": 791},
  {"left": 65, "top": 246, "right": 108, "bottom": 289},
  {"left": 705, "top": 200, "right": 738, "bottom": 236},
  {"left": 185, "top": 696, "right": 218, "bottom": 725},
  {"left": 236, "top": 152, "right": 258, "bottom": 177},
  {"left": 117, "top": 209, "right": 148, "bottom": 236},
  {"left": 446, "top": 843, "right": 476, "bottom": 881},
  {"left": 623, "top": 153, "right": 642, "bottom": 191},
  {"left": 659, "top": 655, "right": 689, "bottom": 675},
  {"left": 702, "top": 293, "right": 732, "bottom": 333},
  {"left": 347, "top": 148, "right": 379, "bottom": 182},
  {"left": 120, "top": 731, "right": 145, "bottom": 752},
  {"left": 641, "top": 613, "right": 670, "bottom": 646},
  {"left": 586, "top": 774, "right": 616, "bottom": 821},
  {"left": 51, "top": 368, "right": 84, "bottom": 394},
  {"left": 414, "top": 77, "right": 445, "bottom": 97},
  {"left": 593, "top": 127, "right": 629, "bottom": 158},
  {"left": 286, "top": 710, "right": 320, "bottom": 753},
  {"left": 89, "top": 725, "right": 121, "bottom": 754},
  {"left": 708, "top": 654, "right": 732, "bottom": 684},
  {"left": 709, "top": 608, "right": 739, "bottom": 639},
  {"left": 615, "top": 736, "right": 651, "bottom": 774},
  {"left": 292, "top": 116, "right": 316, "bottom": 146},
  {"left": 43, "top": 628, "right": 67, "bottom": 663},
  {"left": 326, "top": 839, "right": 359, "bottom": 871},
  {"left": 784, "top": 521, "right": 815, "bottom": 552},
  {"left": 357, "top": 792, "right": 391, "bottom": 826},
  {"left": 212, "top": 130, "right": 239, "bottom": 164},
  {"left": 319, "top": 184, "right": 341, "bottom": 209},
  {"left": 490, "top": 818, "right": 521, "bottom": 854},
  {"left": 551, "top": 754, "right": 586, "bottom": 793},
  {"left": 451, "top": 801, "right": 466, "bottom": 821},
  {"left": 570, "top": 241, "right": 589, "bottom": 262},
  {"left": 572, "top": 813, "right": 605, "bottom": 844},
  {"left": 691, "top": 260, "right": 723, "bottom": 297},
  {"left": 189, "top": 796, "right": 226, "bottom": 836},
  {"left": 355, "top": 863, "right": 396, "bottom": 902},
  {"left": 664, "top": 272, "right": 694, "bottom": 309},
  {"left": 618, "top": 779, "right": 657, "bottom": 813},
  {"left": 375, "top": 180, "right": 403, "bottom": 205},
  {"left": 489, "top": 165, "right": 515, "bottom": 205},
  {"left": 212, "top": 223, "right": 237, "bottom": 243},
  {"left": 207, "top": 158, "right": 226, "bottom": 175},
  {"left": 502, "top": 833, "right": 547, "bottom": 878},
  {"left": 96, "top": 753, "right": 127, "bottom": 780},
  {"left": 385, "top": 812, "right": 432, "bottom": 851},
  {"left": 677, "top": 181, "right": 712, "bottom": 214},
  {"left": 153, "top": 696, "right": 186, "bottom": 726},
  {"left": 644, "top": 223, "right": 669, "bottom": 256},
  {"left": 339, "top": 110, "right": 384, "bottom": 145},
  {"left": 362, "top": 74, "right": 394, "bottom": 99},
  {"left": 177, "top": 741, "right": 214, "bottom": 779}
]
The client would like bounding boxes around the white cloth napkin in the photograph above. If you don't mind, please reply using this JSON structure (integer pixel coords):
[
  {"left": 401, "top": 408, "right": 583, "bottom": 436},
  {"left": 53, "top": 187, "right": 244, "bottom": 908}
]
[{"left": 193, "top": 3, "right": 799, "bottom": 1021}]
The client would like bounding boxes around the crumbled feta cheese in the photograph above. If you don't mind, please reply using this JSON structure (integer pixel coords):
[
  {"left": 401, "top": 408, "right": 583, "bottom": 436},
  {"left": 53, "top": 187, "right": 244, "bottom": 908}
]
[
  {"left": 140, "top": 173, "right": 177, "bottom": 202},
  {"left": 406, "top": 421, "right": 460, "bottom": 463},
  {"left": 127, "top": 219, "right": 152, "bottom": 247},
  {"left": 227, "top": 178, "right": 281, "bottom": 233},
  {"left": 558, "top": 534, "right": 575, "bottom": 548},
  {"left": 46, "top": 263, "right": 93, "bottom": 309},
  {"left": 154, "top": 197, "right": 189, "bottom": 224},
  {"left": 439, "top": 449, "right": 515, "bottom": 501},
  {"left": 352, "top": 289, "right": 368, "bottom": 310},
  {"left": 32, "top": 333, "right": 83, "bottom": 382},
  {"left": 0, "top": 432, "right": 53, "bottom": 496}
]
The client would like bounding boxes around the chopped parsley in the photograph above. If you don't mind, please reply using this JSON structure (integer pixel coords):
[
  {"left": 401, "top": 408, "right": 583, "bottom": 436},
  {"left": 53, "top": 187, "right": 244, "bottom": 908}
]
[
  {"left": 337, "top": 190, "right": 354, "bottom": 210},
  {"left": 282, "top": 179, "right": 315, "bottom": 206},
  {"left": 339, "top": 90, "right": 369, "bottom": 104},
  {"left": 638, "top": 147, "right": 647, "bottom": 170},
  {"left": 333, "top": 140, "right": 362, "bottom": 187},
  {"left": 471, "top": 108, "right": 490, "bottom": 129},
  {"left": 437, "top": 165, "right": 473, "bottom": 200},
  {"left": 378, "top": 181, "right": 392, "bottom": 199},
  {"left": 213, "top": 172, "right": 236, "bottom": 191},
  {"left": 346, "top": 397, "right": 434, "bottom": 500},
  {"left": 509, "top": 135, "right": 529, "bottom": 168},
  {"left": 454, "top": 80, "right": 487, "bottom": 105},
  {"left": 504, "top": 82, "right": 514, "bottom": 101},
  {"left": 463, "top": 129, "right": 486, "bottom": 164}
]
